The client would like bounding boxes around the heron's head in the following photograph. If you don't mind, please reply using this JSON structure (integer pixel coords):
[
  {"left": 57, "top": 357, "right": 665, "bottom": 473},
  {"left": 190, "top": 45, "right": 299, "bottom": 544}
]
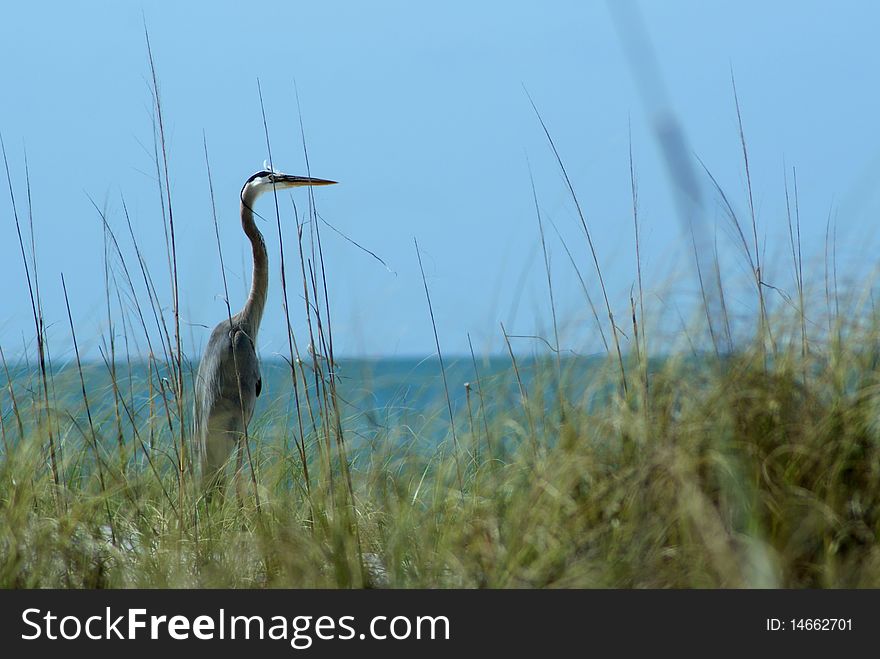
[{"left": 241, "top": 167, "right": 337, "bottom": 202}]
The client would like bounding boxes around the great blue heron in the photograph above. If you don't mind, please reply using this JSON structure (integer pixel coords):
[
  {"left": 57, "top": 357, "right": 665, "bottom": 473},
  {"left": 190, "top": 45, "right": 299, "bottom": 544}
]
[{"left": 194, "top": 167, "right": 336, "bottom": 492}]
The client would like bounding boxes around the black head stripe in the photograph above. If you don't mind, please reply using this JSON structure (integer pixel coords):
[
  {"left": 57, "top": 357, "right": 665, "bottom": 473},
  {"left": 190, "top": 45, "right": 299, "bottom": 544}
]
[{"left": 245, "top": 170, "right": 273, "bottom": 184}]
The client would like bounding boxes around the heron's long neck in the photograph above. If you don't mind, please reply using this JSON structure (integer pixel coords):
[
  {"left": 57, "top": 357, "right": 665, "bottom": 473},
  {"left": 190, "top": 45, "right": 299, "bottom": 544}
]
[{"left": 239, "top": 195, "right": 268, "bottom": 336}]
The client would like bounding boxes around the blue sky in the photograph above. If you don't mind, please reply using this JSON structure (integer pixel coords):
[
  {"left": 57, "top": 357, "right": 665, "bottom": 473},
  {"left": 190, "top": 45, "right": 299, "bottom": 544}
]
[{"left": 1, "top": 1, "right": 879, "bottom": 359}]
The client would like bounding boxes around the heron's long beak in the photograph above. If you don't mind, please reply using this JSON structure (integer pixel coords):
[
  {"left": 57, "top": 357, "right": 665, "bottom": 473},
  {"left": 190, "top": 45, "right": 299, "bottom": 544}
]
[{"left": 271, "top": 174, "right": 337, "bottom": 188}]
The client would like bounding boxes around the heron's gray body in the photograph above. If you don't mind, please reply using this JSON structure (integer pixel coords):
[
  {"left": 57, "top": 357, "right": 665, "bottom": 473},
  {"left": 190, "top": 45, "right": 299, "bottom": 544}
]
[
  {"left": 194, "top": 314, "right": 262, "bottom": 484},
  {"left": 193, "top": 169, "right": 335, "bottom": 491}
]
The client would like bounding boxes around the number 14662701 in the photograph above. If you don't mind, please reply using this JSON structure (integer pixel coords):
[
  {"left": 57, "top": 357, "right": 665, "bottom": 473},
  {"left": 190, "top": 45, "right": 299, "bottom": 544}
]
[{"left": 766, "top": 618, "right": 852, "bottom": 631}]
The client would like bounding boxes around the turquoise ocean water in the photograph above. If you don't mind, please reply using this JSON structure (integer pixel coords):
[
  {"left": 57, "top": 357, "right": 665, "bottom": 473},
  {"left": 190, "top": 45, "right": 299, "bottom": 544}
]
[{"left": 1, "top": 355, "right": 610, "bottom": 460}]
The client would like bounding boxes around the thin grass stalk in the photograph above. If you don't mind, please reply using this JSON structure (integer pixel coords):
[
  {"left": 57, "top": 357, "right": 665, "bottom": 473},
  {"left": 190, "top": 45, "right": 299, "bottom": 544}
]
[
  {"left": 689, "top": 229, "right": 722, "bottom": 358},
  {"left": 793, "top": 169, "right": 807, "bottom": 365},
  {"left": 0, "top": 396, "right": 7, "bottom": 455},
  {"left": 784, "top": 166, "right": 807, "bottom": 383},
  {"left": 467, "top": 333, "right": 493, "bottom": 461},
  {"left": 832, "top": 215, "right": 840, "bottom": 339},
  {"left": 528, "top": 165, "right": 563, "bottom": 409},
  {"left": 546, "top": 217, "right": 609, "bottom": 353},
  {"left": 415, "top": 238, "right": 463, "bottom": 492},
  {"left": 464, "top": 381, "right": 477, "bottom": 468},
  {"left": 825, "top": 209, "right": 833, "bottom": 340},
  {"left": 731, "top": 73, "right": 771, "bottom": 360},
  {"left": 100, "top": 206, "right": 126, "bottom": 476},
  {"left": 255, "top": 85, "right": 312, "bottom": 498},
  {"left": 61, "top": 274, "right": 116, "bottom": 543},
  {"left": 1, "top": 134, "right": 60, "bottom": 494},
  {"left": 294, "top": 206, "right": 335, "bottom": 501},
  {"left": 116, "top": 287, "right": 137, "bottom": 473},
  {"left": 145, "top": 27, "right": 188, "bottom": 513},
  {"left": 24, "top": 152, "right": 62, "bottom": 452},
  {"left": 0, "top": 346, "right": 24, "bottom": 444},
  {"left": 501, "top": 322, "right": 537, "bottom": 458},
  {"left": 291, "top": 204, "right": 327, "bottom": 479},
  {"left": 313, "top": 222, "right": 352, "bottom": 496},
  {"left": 710, "top": 230, "right": 732, "bottom": 356},
  {"left": 97, "top": 343, "right": 128, "bottom": 477},
  {"left": 526, "top": 95, "right": 627, "bottom": 394},
  {"left": 118, "top": 198, "right": 173, "bottom": 370},
  {"left": 293, "top": 89, "right": 356, "bottom": 529},
  {"left": 629, "top": 128, "right": 648, "bottom": 395},
  {"left": 306, "top": 259, "right": 340, "bottom": 470}
]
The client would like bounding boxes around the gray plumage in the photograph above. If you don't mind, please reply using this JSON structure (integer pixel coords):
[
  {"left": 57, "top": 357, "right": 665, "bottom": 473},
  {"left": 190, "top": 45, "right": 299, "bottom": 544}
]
[{"left": 193, "top": 168, "right": 336, "bottom": 491}]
